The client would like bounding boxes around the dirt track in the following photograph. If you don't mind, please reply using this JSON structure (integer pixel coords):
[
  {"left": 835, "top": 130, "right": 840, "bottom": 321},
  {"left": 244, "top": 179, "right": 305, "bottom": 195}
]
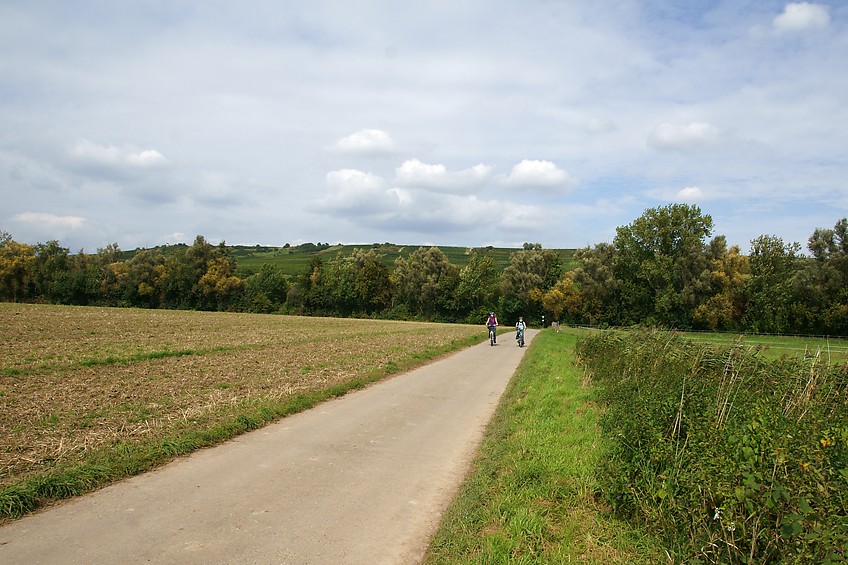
[{"left": 0, "top": 330, "right": 536, "bottom": 564}]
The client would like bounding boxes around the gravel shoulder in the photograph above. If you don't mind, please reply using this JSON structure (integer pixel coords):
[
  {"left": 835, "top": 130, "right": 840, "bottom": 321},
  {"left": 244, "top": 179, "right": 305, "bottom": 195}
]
[{"left": 0, "top": 330, "right": 536, "bottom": 564}]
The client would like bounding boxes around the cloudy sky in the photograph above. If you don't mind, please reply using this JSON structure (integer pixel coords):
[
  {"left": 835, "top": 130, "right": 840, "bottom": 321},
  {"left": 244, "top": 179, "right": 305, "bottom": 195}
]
[{"left": 2, "top": 1, "right": 846, "bottom": 254}]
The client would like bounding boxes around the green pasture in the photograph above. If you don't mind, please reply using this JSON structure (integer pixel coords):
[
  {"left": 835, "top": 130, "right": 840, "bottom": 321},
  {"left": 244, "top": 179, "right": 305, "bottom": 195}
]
[{"left": 682, "top": 330, "right": 848, "bottom": 362}]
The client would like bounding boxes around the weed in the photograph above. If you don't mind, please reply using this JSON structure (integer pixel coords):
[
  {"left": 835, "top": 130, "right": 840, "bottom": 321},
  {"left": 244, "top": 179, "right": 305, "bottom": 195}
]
[{"left": 577, "top": 329, "right": 848, "bottom": 563}]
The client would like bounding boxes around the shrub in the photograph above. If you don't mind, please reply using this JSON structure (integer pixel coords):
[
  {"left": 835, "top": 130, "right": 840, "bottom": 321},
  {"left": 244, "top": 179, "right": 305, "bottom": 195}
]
[{"left": 577, "top": 329, "right": 848, "bottom": 563}]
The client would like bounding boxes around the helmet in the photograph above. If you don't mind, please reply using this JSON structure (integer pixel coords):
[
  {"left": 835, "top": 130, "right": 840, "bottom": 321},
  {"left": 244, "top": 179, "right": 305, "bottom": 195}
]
[{"left": 489, "top": 311, "right": 494, "bottom": 315}]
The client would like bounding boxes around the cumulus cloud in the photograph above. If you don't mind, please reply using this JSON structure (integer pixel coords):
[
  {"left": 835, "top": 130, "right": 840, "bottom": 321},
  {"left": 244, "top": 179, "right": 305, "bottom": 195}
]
[
  {"left": 501, "top": 160, "right": 575, "bottom": 189},
  {"left": 318, "top": 169, "right": 406, "bottom": 214},
  {"left": 394, "top": 159, "right": 492, "bottom": 191},
  {"left": 774, "top": 3, "right": 830, "bottom": 33},
  {"left": 648, "top": 122, "right": 722, "bottom": 152},
  {"left": 12, "top": 212, "right": 87, "bottom": 229},
  {"left": 312, "top": 167, "right": 547, "bottom": 235},
  {"left": 677, "top": 186, "right": 704, "bottom": 202},
  {"left": 71, "top": 140, "right": 167, "bottom": 167},
  {"left": 332, "top": 129, "right": 396, "bottom": 155}
]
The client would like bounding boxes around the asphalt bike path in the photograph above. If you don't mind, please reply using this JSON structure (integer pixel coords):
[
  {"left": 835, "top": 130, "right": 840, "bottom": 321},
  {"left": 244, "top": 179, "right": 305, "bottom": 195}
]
[{"left": 0, "top": 329, "right": 537, "bottom": 564}]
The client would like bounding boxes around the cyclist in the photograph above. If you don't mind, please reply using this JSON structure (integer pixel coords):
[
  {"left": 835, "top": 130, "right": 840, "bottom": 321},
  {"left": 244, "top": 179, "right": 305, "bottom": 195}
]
[
  {"left": 515, "top": 316, "right": 526, "bottom": 347},
  {"left": 485, "top": 311, "right": 499, "bottom": 345}
]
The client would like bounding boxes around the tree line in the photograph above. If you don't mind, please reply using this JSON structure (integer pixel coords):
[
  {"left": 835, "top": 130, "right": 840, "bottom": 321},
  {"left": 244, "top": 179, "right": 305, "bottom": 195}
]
[{"left": 2, "top": 204, "right": 847, "bottom": 334}]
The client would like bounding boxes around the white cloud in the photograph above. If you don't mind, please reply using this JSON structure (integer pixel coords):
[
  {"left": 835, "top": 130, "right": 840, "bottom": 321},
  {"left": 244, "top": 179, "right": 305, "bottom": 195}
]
[
  {"left": 312, "top": 166, "right": 548, "bottom": 236},
  {"left": 332, "top": 129, "right": 395, "bottom": 155},
  {"left": 501, "top": 160, "right": 575, "bottom": 189},
  {"left": 648, "top": 122, "right": 722, "bottom": 152},
  {"left": 318, "top": 169, "right": 405, "bottom": 214},
  {"left": 394, "top": 159, "right": 492, "bottom": 190},
  {"left": 12, "top": 212, "right": 87, "bottom": 229},
  {"left": 774, "top": 3, "right": 830, "bottom": 33},
  {"left": 326, "top": 168, "right": 384, "bottom": 192},
  {"left": 677, "top": 186, "right": 704, "bottom": 202},
  {"left": 71, "top": 140, "right": 167, "bottom": 167}
]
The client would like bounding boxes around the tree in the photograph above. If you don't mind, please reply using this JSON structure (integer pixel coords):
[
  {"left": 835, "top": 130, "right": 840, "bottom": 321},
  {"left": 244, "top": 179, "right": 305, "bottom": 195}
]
[
  {"left": 392, "top": 247, "right": 458, "bottom": 318},
  {"left": 613, "top": 204, "right": 714, "bottom": 327},
  {"left": 347, "top": 249, "right": 392, "bottom": 314},
  {"left": 500, "top": 246, "right": 563, "bottom": 323},
  {"left": 744, "top": 235, "right": 800, "bottom": 334},
  {"left": 198, "top": 257, "right": 246, "bottom": 311},
  {"left": 571, "top": 242, "right": 620, "bottom": 326},
  {"left": 541, "top": 272, "right": 582, "bottom": 324},
  {"left": 795, "top": 218, "right": 848, "bottom": 334},
  {"left": 244, "top": 264, "right": 289, "bottom": 313},
  {"left": 161, "top": 236, "right": 231, "bottom": 310},
  {"left": 0, "top": 231, "right": 35, "bottom": 301},
  {"left": 693, "top": 237, "right": 749, "bottom": 330},
  {"left": 31, "top": 240, "right": 72, "bottom": 303},
  {"left": 455, "top": 253, "right": 500, "bottom": 323}
]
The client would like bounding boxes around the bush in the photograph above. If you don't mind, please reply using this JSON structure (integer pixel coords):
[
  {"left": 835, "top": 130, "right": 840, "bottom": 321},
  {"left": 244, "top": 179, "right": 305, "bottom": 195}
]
[{"left": 576, "top": 329, "right": 848, "bottom": 563}]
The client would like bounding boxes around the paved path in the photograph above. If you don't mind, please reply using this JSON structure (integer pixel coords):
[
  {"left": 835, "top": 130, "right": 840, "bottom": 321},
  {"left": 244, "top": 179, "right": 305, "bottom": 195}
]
[{"left": 0, "top": 330, "right": 536, "bottom": 564}]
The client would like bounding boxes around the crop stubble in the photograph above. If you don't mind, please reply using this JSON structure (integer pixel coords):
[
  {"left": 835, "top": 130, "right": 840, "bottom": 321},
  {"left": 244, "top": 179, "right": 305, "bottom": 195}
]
[{"left": 0, "top": 303, "right": 482, "bottom": 487}]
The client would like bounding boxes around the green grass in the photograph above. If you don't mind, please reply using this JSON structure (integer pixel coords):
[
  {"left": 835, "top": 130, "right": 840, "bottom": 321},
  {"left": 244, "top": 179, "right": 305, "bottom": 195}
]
[
  {"left": 680, "top": 331, "right": 848, "bottom": 362},
  {"left": 424, "top": 329, "right": 667, "bottom": 564},
  {"left": 230, "top": 243, "right": 577, "bottom": 276}
]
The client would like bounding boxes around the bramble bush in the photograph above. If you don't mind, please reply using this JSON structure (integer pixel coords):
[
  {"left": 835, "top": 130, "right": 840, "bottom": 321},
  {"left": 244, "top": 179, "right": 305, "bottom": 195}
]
[{"left": 576, "top": 329, "right": 847, "bottom": 563}]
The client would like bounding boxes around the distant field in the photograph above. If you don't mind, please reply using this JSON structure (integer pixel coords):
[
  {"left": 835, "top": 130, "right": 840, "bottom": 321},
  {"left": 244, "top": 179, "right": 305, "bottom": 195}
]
[
  {"left": 231, "top": 244, "right": 578, "bottom": 276},
  {"left": 0, "top": 303, "right": 483, "bottom": 518},
  {"left": 122, "top": 243, "right": 577, "bottom": 276},
  {"left": 683, "top": 331, "right": 848, "bottom": 362},
  {"left": 567, "top": 326, "right": 848, "bottom": 363}
]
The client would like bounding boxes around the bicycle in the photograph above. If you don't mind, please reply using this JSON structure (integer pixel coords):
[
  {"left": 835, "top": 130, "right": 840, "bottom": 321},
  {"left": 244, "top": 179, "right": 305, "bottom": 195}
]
[
  {"left": 488, "top": 325, "right": 497, "bottom": 346},
  {"left": 516, "top": 327, "right": 525, "bottom": 347}
]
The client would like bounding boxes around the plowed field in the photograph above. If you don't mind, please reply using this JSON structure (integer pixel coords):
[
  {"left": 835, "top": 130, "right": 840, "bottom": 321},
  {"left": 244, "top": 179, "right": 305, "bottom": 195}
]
[{"left": 0, "top": 304, "right": 482, "bottom": 499}]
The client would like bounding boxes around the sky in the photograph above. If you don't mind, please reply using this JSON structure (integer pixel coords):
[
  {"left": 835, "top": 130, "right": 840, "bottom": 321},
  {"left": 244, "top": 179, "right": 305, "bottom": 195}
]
[{"left": 1, "top": 1, "right": 847, "bottom": 254}]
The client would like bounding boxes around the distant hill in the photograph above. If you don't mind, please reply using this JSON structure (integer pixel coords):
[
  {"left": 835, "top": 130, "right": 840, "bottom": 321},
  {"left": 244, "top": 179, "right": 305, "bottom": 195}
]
[
  {"left": 230, "top": 243, "right": 578, "bottom": 277},
  {"left": 122, "top": 242, "right": 578, "bottom": 277}
]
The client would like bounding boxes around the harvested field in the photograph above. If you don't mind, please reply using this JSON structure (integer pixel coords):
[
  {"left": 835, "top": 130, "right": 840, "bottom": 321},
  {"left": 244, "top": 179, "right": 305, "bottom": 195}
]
[{"left": 0, "top": 303, "right": 483, "bottom": 517}]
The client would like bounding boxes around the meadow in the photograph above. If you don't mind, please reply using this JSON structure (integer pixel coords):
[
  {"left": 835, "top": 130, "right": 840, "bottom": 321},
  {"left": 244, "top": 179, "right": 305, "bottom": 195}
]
[{"left": 0, "top": 303, "right": 483, "bottom": 520}]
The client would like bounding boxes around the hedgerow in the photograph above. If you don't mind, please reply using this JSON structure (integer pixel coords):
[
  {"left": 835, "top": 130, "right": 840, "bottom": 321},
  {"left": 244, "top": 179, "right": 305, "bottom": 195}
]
[{"left": 577, "top": 329, "right": 847, "bottom": 563}]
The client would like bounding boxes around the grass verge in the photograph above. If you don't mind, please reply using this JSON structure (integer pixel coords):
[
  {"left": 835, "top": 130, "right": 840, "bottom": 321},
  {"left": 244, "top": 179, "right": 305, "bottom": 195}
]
[{"left": 423, "top": 329, "right": 667, "bottom": 564}]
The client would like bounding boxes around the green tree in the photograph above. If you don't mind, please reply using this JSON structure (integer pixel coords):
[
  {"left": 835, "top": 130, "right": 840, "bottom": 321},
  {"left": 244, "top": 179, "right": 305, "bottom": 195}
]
[
  {"left": 794, "top": 218, "right": 848, "bottom": 334},
  {"left": 30, "top": 240, "right": 72, "bottom": 303},
  {"left": 347, "top": 248, "right": 392, "bottom": 314},
  {"left": 244, "top": 264, "right": 289, "bottom": 313},
  {"left": 455, "top": 253, "right": 500, "bottom": 323},
  {"left": 571, "top": 242, "right": 621, "bottom": 326},
  {"left": 613, "top": 204, "right": 714, "bottom": 327},
  {"left": 127, "top": 249, "right": 167, "bottom": 308},
  {"left": 392, "top": 247, "right": 458, "bottom": 318},
  {"left": 500, "top": 245, "right": 562, "bottom": 323},
  {"left": 744, "top": 234, "right": 800, "bottom": 333}
]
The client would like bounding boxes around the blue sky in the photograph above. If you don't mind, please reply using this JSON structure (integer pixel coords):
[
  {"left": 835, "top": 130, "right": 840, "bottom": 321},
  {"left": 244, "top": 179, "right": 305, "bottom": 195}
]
[{"left": 1, "top": 1, "right": 846, "bottom": 253}]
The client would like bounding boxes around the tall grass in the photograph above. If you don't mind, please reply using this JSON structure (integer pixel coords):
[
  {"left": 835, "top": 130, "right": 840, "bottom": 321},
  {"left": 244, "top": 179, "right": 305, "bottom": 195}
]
[
  {"left": 577, "top": 329, "right": 848, "bottom": 563},
  {"left": 424, "top": 330, "right": 666, "bottom": 564}
]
